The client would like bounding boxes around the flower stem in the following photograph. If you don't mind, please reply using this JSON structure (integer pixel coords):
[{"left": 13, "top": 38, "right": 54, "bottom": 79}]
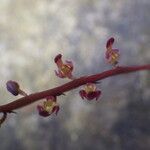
[{"left": 0, "top": 65, "right": 149, "bottom": 113}]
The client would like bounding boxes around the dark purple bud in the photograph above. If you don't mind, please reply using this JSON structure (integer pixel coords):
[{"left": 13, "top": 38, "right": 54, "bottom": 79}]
[
  {"left": 6, "top": 80, "right": 20, "bottom": 96},
  {"left": 79, "top": 90, "right": 86, "bottom": 99}
]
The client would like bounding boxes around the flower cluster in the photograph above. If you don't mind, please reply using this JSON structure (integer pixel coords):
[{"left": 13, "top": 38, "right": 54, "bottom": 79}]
[
  {"left": 105, "top": 37, "right": 120, "bottom": 66},
  {"left": 5, "top": 37, "right": 120, "bottom": 118},
  {"left": 37, "top": 96, "right": 59, "bottom": 117}
]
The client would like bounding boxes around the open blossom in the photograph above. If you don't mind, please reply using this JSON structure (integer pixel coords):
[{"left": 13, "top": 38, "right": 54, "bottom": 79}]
[
  {"left": 54, "top": 54, "right": 74, "bottom": 79},
  {"left": 37, "top": 96, "right": 59, "bottom": 117},
  {"left": 79, "top": 83, "right": 101, "bottom": 101},
  {"left": 6, "top": 80, "right": 27, "bottom": 96},
  {"left": 105, "top": 37, "right": 120, "bottom": 66}
]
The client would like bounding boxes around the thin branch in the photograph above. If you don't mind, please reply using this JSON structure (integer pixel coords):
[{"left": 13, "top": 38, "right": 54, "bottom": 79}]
[
  {"left": 0, "top": 65, "right": 149, "bottom": 113},
  {"left": 0, "top": 112, "right": 7, "bottom": 127}
]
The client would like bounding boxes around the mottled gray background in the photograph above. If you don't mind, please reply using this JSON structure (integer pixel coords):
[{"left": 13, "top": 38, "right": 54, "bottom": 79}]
[{"left": 0, "top": 0, "right": 150, "bottom": 150}]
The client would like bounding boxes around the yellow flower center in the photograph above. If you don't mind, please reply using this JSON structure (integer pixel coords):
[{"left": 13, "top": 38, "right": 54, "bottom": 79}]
[
  {"left": 60, "top": 64, "right": 72, "bottom": 75},
  {"left": 85, "top": 84, "right": 96, "bottom": 93},
  {"left": 43, "top": 101, "right": 57, "bottom": 112},
  {"left": 109, "top": 52, "right": 119, "bottom": 64}
]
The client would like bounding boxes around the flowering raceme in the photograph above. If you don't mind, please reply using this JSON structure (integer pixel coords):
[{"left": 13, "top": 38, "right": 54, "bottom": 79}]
[
  {"left": 6, "top": 80, "right": 27, "bottom": 96},
  {"left": 0, "top": 36, "right": 149, "bottom": 127},
  {"left": 79, "top": 83, "right": 101, "bottom": 101},
  {"left": 54, "top": 54, "right": 74, "bottom": 79},
  {"left": 105, "top": 37, "right": 120, "bottom": 66},
  {"left": 37, "top": 96, "right": 59, "bottom": 117}
]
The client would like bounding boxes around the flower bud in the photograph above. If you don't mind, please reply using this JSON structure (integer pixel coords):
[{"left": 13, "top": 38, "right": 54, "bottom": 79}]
[{"left": 6, "top": 80, "right": 27, "bottom": 96}]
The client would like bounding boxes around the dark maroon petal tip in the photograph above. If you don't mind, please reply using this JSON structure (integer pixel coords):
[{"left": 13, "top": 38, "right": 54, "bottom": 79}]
[
  {"left": 106, "top": 37, "right": 115, "bottom": 48},
  {"left": 37, "top": 105, "right": 42, "bottom": 110},
  {"left": 37, "top": 105, "right": 50, "bottom": 117},
  {"left": 6, "top": 80, "right": 20, "bottom": 96},
  {"left": 54, "top": 54, "right": 62, "bottom": 63},
  {"left": 39, "top": 111, "right": 50, "bottom": 117},
  {"left": 54, "top": 70, "right": 65, "bottom": 78},
  {"left": 95, "top": 90, "right": 102, "bottom": 100},
  {"left": 79, "top": 90, "right": 86, "bottom": 99},
  {"left": 52, "top": 106, "right": 60, "bottom": 115},
  {"left": 86, "top": 91, "right": 98, "bottom": 100},
  {"left": 86, "top": 90, "right": 101, "bottom": 101}
]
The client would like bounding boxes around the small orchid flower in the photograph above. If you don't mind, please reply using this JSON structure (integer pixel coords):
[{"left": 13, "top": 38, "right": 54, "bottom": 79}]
[
  {"left": 37, "top": 96, "right": 59, "bottom": 117},
  {"left": 79, "top": 83, "right": 101, "bottom": 101},
  {"left": 6, "top": 80, "right": 27, "bottom": 96},
  {"left": 105, "top": 37, "right": 120, "bottom": 66},
  {"left": 54, "top": 54, "right": 74, "bottom": 79}
]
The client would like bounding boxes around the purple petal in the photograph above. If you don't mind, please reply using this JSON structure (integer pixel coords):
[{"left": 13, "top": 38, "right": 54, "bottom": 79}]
[
  {"left": 67, "top": 73, "right": 74, "bottom": 80},
  {"left": 86, "top": 91, "right": 101, "bottom": 101},
  {"left": 54, "top": 54, "right": 62, "bottom": 63},
  {"left": 79, "top": 90, "right": 86, "bottom": 99},
  {"left": 106, "top": 37, "right": 114, "bottom": 49},
  {"left": 86, "top": 91, "right": 98, "bottom": 100},
  {"left": 65, "top": 60, "right": 72, "bottom": 64},
  {"left": 54, "top": 70, "right": 65, "bottom": 78},
  {"left": 95, "top": 90, "right": 101, "bottom": 101},
  {"left": 37, "top": 105, "right": 50, "bottom": 117},
  {"left": 39, "top": 111, "right": 50, "bottom": 117},
  {"left": 65, "top": 60, "right": 73, "bottom": 69},
  {"left": 105, "top": 51, "right": 110, "bottom": 59},
  {"left": 52, "top": 106, "right": 60, "bottom": 115}
]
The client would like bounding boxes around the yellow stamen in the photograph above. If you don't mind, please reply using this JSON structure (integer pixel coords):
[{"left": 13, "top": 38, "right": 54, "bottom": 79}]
[
  {"left": 60, "top": 64, "right": 72, "bottom": 75},
  {"left": 85, "top": 84, "right": 96, "bottom": 93},
  {"left": 43, "top": 100, "right": 58, "bottom": 112},
  {"left": 112, "top": 55, "right": 116, "bottom": 59}
]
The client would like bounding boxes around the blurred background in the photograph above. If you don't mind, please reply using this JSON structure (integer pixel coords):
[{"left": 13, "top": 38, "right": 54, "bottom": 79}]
[{"left": 0, "top": 0, "right": 150, "bottom": 150}]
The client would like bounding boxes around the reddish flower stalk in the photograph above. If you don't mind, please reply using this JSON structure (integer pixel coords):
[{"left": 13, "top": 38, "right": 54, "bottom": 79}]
[
  {"left": 0, "top": 112, "right": 7, "bottom": 127},
  {"left": 0, "top": 65, "right": 149, "bottom": 113}
]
